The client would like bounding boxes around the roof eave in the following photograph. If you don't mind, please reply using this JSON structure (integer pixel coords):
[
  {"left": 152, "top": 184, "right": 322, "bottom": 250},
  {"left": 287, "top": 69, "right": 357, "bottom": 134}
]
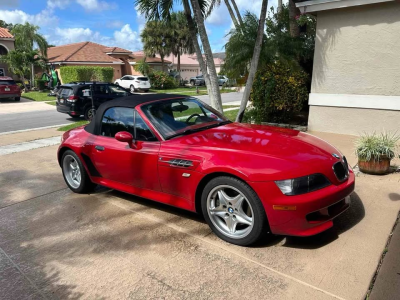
[{"left": 296, "top": 0, "right": 395, "bottom": 13}]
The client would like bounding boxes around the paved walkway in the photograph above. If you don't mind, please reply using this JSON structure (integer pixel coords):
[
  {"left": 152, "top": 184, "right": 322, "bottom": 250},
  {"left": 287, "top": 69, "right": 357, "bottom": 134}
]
[{"left": 0, "top": 128, "right": 399, "bottom": 299}]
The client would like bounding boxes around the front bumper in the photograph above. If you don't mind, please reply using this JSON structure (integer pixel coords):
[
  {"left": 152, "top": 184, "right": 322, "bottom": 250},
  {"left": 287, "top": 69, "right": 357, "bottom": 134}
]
[
  {"left": 0, "top": 93, "right": 20, "bottom": 99},
  {"left": 249, "top": 171, "right": 355, "bottom": 236}
]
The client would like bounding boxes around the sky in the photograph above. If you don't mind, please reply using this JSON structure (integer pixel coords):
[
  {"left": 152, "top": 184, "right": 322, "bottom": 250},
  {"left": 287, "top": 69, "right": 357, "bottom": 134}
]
[{"left": 0, "top": 0, "right": 279, "bottom": 52}]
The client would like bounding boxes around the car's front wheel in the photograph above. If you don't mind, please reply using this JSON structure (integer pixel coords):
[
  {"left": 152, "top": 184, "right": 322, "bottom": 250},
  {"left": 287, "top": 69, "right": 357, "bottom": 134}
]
[
  {"left": 62, "top": 150, "right": 96, "bottom": 193},
  {"left": 201, "top": 176, "right": 269, "bottom": 246}
]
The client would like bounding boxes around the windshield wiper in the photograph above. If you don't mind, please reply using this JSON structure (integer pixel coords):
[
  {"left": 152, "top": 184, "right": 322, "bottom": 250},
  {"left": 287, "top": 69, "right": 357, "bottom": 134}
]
[{"left": 165, "top": 120, "right": 231, "bottom": 140}]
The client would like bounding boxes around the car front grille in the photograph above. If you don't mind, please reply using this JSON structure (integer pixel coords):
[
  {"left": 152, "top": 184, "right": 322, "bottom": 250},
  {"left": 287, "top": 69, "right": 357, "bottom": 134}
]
[{"left": 333, "top": 156, "right": 349, "bottom": 182}]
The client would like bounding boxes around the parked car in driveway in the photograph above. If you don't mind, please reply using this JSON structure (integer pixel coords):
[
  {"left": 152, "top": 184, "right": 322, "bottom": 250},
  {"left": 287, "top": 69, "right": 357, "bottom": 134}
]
[
  {"left": 114, "top": 75, "right": 151, "bottom": 93},
  {"left": 218, "top": 75, "right": 236, "bottom": 86},
  {"left": 56, "top": 82, "right": 131, "bottom": 120},
  {"left": 58, "top": 94, "right": 355, "bottom": 246},
  {"left": 0, "top": 76, "right": 21, "bottom": 101},
  {"left": 189, "top": 75, "right": 205, "bottom": 86}
]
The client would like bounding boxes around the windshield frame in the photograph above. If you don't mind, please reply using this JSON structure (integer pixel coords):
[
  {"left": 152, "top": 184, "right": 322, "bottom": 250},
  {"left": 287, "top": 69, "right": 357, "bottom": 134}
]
[{"left": 140, "top": 97, "right": 230, "bottom": 140}]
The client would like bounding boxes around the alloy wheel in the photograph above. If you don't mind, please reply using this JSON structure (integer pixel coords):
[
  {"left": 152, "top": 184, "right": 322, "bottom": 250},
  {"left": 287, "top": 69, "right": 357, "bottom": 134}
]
[
  {"left": 63, "top": 154, "right": 81, "bottom": 189},
  {"left": 207, "top": 185, "right": 254, "bottom": 239}
]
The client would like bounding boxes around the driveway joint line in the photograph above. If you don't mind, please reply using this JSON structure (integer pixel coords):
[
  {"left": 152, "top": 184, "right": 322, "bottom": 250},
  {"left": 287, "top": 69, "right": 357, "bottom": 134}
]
[
  {"left": 0, "top": 246, "right": 49, "bottom": 300},
  {"left": 0, "top": 188, "right": 68, "bottom": 211},
  {"left": 106, "top": 196, "right": 346, "bottom": 300}
]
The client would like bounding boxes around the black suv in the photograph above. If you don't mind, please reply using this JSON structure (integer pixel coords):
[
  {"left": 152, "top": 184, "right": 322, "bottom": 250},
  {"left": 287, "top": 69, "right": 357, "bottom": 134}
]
[{"left": 56, "top": 82, "right": 131, "bottom": 120}]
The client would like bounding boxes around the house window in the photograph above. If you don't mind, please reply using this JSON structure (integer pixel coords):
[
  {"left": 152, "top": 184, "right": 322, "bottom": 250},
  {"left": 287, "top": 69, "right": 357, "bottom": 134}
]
[
  {"left": 0, "top": 45, "right": 7, "bottom": 56},
  {"left": 0, "top": 68, "right": 4, "bottom": 76}
]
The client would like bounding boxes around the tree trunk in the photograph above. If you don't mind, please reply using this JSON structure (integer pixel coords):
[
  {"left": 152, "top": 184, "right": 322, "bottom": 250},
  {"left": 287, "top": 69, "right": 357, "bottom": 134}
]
[
  {"left": 189, "top": 0, "right": 223, "bottom": 113},
  {"left": 161, "top": 56, "right": 165, "bottom": 72},
  {"left": 277, "top": 0, "right": 282, "bottom": 13},
  {"left": 230, "top": 0, "right": 244, "bottom": 27},
  {"left": 177, "top": 51, "right": 181, "bottom": 83},
  {"left": 182, "top": 0, "right": 213, "bottom": 95},
  {"left": 224, "top": 0, "right": 240, "bottom": 29},
  {"left": 235, "top": 0, "right": 268, "bottom": 122},
  {"left": 289, "top": 0, "right": 300, "bottom": 38}
]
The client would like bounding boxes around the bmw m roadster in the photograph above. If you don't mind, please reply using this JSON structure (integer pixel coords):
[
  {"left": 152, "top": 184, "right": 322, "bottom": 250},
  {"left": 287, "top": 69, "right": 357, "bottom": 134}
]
[{"left": 58, "top": 94, "right": 355, "bottom": 246}]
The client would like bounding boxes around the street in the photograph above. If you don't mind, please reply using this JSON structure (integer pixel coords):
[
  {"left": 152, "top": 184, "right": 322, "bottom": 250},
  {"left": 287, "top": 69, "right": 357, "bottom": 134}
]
[{"left": 0, "top": 92, "right": 244, "bottom": 134}]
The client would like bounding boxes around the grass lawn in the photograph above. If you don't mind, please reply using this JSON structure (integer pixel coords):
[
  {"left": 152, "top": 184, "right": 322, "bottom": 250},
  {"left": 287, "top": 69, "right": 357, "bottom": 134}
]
[
  {"left": 58, "top": 120, "right": 89, "bottom": 132},
  {"left": 22, "top": 91, "right": 56, "bottom": 102},
  {"left": 223, "top": 108, "right": 239, "bottom": 121},
  {"left": 151, "top": 87, "right": 236, "bottom": 96}
]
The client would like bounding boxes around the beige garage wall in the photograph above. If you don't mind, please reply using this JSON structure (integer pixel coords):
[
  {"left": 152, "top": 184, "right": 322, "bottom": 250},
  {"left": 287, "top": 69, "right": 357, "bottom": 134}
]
[{"left": 312, "top": 2, "right": 400, "bottom": 96}]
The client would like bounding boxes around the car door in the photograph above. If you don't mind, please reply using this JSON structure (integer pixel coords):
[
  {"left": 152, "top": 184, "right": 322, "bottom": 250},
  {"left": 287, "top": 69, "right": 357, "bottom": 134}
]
[
  {"left": 90, "top": 107, "right": 161, "bottom": 191},
  {"left": 119, "top": 76, "right": 128, "bottom": 88},
  {"left": 92, "top": 84, "right": 113, "bottom": 107}
]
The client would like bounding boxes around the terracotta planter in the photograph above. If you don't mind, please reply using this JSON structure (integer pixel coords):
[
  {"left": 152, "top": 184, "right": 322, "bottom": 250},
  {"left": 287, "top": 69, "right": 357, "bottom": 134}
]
[{"left": 358, "top": 156, "right": 391, "bottom": 175}]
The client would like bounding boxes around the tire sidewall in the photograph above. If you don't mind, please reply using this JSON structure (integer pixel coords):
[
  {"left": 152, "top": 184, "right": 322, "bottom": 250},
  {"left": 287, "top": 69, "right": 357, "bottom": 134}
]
[
  {"left": 84, "top": 107, "right": 95, "bottom": 121},
  {"left": 201, "top": 176, "right": 268, "bottom": 246}
]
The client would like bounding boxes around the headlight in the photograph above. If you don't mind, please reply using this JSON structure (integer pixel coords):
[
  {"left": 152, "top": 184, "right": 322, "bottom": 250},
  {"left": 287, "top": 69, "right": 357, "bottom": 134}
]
[{"left": 275, "top": 174, "right": 331, "bottom": 196}]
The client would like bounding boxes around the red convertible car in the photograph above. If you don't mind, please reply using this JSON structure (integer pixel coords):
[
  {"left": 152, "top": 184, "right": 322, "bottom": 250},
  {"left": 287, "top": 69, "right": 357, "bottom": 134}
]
[{"left": 58, "top": 94, "right": 355, "bottom": 246}]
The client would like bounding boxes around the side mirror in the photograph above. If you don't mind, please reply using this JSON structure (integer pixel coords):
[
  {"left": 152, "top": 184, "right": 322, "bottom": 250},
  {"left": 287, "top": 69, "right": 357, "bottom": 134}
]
[{"left": 115, "top": 131, "right": 136, "bottom": 148}]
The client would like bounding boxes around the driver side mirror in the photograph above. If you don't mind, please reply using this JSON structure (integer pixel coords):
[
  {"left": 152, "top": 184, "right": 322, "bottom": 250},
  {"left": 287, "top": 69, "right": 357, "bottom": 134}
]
[{"left": 115, "top": 131, "right": 136, "bottom": 149}]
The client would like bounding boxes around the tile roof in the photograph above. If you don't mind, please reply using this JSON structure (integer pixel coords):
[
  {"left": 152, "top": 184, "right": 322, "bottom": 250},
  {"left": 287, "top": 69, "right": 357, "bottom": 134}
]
[
  {"left": 47, "top": 42, "right": 130, "bottom": 63},
  {"left": 103, "top": 46, "right": 132, "bottom": 53},
  {"left": 128, "top": 53, "right": 171, "bottom": 64},
  {"left": 0, "top": 28, "right": 14, "bottom": 39}
]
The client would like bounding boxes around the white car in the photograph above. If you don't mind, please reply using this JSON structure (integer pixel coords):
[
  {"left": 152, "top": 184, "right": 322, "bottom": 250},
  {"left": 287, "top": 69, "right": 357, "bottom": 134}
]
[{"left": 114, "top": 75, "right": 151, "bottom": 93}]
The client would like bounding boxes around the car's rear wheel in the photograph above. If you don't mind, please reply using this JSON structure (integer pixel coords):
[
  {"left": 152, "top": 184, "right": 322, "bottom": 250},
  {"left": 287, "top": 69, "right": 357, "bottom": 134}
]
[
  {"left": 190, "top": 80, "right": 195, "bottom": 86},
  {"left": 130, "top": 85, "right": 135, "bottom": 93},
  {"left": 62, "top": 150, "right": 96, "bottom": 193},
  {"left": 15, "top": 97, "right": 20, "bottom": 101},
  {"left": 201, "top": 176, "right": 268, "bottom": 246},
  {"left": 84, "top": 107, "right": 95, "bottom": 121}
]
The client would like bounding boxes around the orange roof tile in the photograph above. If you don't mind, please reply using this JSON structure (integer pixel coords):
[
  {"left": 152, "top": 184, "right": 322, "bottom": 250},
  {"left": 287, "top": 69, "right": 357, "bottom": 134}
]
[
  {"left": 128, "top": 54, "right": 171, "bottom": 64},
  {"left": 47, "top": 42, "right": 130, "bottom": 63},
  {"left": 0, "top": 28, "right": 14, "bottom": 39}
]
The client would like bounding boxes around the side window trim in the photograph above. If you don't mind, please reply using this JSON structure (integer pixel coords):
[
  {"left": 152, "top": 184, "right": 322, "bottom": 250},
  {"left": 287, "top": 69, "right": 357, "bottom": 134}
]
[{"left": 134, "top": 109, "right": 159, "bottom": 142}]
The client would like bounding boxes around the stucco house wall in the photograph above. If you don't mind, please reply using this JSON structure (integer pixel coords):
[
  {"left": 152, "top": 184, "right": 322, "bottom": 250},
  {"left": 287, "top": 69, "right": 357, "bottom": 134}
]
[
  {"left": 303, "top": 1, "right": 400, "bottom": 135},
  {"left": 0, "top": 39, "right": 16, "bottom": 78}
]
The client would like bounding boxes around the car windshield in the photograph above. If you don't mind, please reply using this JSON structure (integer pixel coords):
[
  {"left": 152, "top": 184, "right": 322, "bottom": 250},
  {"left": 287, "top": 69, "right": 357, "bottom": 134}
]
[
  {"left": 141, "top": 98, "right": 230, "bottom": 139},
  {"left": 0, "top": 80, "right": 16, "bottom": 85},
  {"left": 108, "top": 85, "right": 130, "bottom": 96}
]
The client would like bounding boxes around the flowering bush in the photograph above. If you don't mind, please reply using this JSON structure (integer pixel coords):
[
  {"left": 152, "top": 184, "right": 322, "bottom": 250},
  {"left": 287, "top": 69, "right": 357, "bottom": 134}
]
[{"left": 148, "top": 71, "right": 177, "bottom": 89}]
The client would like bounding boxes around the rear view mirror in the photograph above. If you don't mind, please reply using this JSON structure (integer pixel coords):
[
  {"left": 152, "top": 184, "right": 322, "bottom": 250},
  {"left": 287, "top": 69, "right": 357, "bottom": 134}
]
[{"left": 115, "top": 131, "right": 136, "bottom": 148}]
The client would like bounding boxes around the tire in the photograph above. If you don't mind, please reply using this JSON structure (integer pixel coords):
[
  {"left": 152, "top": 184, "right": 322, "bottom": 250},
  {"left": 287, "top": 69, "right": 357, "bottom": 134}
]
[
  {"left": 190, "top": 80, "right": 195, "bottom": 86},
  {"left": 115, "top": 82, "right": 119, "bottom": 85},
  {"left": 61, "top": 150, "right": 96, "bottom": 194},
  {"left": 15, "top": 97, "right": 20, "bottom": 101},
  {"left": 130, "top": 85, "right": 135, "bottom": 93},
  {"left": 201, "top": 176, "right": 268, "bottom": 246},
  {"left": 84, "top": 106, "right": 95, "bottom": 121},
  {"left": 68, "top": 114, "right": 81, "bottom": 119}
]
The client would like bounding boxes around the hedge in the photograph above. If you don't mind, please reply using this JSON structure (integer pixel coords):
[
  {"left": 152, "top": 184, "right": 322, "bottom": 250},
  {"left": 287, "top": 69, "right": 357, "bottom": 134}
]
[{"left": 60, "top": 66, "right": 114, "bottom": 84}]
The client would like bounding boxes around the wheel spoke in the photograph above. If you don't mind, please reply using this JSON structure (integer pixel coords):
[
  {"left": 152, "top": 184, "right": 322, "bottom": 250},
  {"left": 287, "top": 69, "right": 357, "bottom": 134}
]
[
  {"left": 230, "top": 194, "right": 245, "bottom": 210},
  {"left": 217, "top": 190, "right": 229, "bottom": 206},
  {"left": 209, "top": 206, "right": 227, "bottom": 218},
  {"left": 235, "top": 212, "right": 252, "bottom": 226},
  {"left": 224, "top": 215, "right": 237, "bottom": 233}
]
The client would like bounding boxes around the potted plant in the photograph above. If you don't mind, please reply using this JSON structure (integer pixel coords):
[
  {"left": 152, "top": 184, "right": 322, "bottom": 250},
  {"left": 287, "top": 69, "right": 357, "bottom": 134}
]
[{"left": 355, "top": 132, "right": 399, "bottom": 175}]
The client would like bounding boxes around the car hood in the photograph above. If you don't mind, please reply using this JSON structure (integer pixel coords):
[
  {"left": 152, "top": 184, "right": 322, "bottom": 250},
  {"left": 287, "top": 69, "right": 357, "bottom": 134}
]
[{"left": 170, "top": 123, "right": 341, "bottom": 162}]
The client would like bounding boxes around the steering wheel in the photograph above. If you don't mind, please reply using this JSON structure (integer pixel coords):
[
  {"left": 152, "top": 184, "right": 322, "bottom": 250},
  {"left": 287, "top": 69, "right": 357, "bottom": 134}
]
[{"left": 186, "top": 113, "right": 201, "bottom": 124}]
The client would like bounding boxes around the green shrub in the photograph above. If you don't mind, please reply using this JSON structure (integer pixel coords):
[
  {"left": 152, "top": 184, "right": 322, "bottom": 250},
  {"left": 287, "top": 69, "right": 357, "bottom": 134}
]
[
  {"left": 60, "top": 66, "right": 114, "bottom": 84},
  {"left": 355, "top": 132, "right": 399, "bottom": 161},
  {"left": 36, "top": 79, "right": 46, "bottom": 90},
  {"left": 148, "top": 70, "right": 177, "bottom": 89},
  {"left": 245, "top": 61, "right": 309, "bottom": 124}
]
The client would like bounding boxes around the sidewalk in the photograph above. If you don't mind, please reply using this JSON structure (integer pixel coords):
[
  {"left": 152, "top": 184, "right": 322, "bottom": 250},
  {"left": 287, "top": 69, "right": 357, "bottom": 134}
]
[
  {"left": 369, "top": 213, "right": 400, "bottom": 300},
  {"left": 0, "top": 128, "right": 62, "bottom": 147}
]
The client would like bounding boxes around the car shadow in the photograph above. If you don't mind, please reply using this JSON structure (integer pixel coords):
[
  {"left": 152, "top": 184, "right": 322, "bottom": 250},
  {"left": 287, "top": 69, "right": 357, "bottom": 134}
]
[
  {"left": 96, "top": 187, "right": 365, "bottom": 250},
  {"left": 0, "top": 98, "right": 32, "bottom": 104}
]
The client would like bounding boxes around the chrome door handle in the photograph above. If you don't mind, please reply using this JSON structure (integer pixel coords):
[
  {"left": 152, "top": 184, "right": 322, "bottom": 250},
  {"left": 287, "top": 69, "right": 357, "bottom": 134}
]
[{"left": 95, "top": 145, "right": 105, "bottom": 151}]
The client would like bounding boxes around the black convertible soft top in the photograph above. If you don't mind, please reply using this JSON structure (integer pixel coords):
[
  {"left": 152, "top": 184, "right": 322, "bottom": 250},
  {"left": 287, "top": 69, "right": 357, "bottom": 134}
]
[{"left": 84, "top": 93, "right": 189, "bottom": 135}]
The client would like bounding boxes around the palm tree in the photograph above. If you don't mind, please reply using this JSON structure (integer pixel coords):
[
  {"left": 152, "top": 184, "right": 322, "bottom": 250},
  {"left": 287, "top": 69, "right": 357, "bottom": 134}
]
[
  {"left": 11, "top": 22, "right": 49, "bottom": 57},
  {"left": 167, "top": 12, "right": 195, "bottom": 78},
  {"left": 140, "top": 20, "right": 171, "bottom": 72},
  {"left": 236, "top": 0, "right": 269, "bottom": 122},
  {"left": 207, "top": 0, "right": 243, "bottom": 29},
  {"left": 224, "top": 12, "right": 269, "bottom": 78},
  {"left": 135, "top": 0, "right": 223, "bottom": 113},
  {"left": 288, "top": 0, "right": 300, "bottom": 37}
]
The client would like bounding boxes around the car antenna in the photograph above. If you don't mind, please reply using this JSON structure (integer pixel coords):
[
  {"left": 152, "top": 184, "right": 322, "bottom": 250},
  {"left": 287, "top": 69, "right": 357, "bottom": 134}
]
[{"left": 90, "top": 81, "right": 96, "bottom": 119}]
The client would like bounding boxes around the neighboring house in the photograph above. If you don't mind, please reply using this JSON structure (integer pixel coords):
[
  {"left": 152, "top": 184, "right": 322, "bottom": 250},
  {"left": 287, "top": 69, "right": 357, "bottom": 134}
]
[
  {"left": 136, "top": 52, "right": 226, "bottom": 81},
  {"left": 296, "top": 0, "right": 400, "bottom": 135},
  {"left": 0, "top": 27, "right": 15, "bottom": 78},
  {"left": 46, "top": 42, "right": 169, "bottom": 83}
]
